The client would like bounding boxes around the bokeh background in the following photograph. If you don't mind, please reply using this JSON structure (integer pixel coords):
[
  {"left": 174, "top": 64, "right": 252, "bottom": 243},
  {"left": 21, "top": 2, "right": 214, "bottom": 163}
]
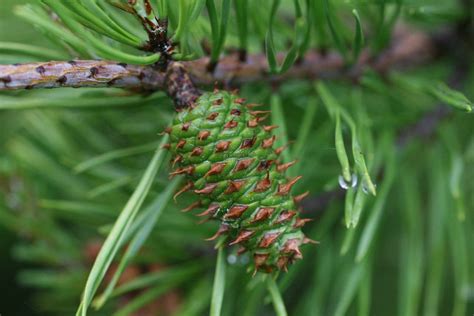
[{"left": 0, "top": 0, "right": 473, "bottom": 315}]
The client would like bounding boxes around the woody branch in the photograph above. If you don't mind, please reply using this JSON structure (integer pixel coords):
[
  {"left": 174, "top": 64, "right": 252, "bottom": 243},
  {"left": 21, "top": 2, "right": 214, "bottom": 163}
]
[{"left": 0, "top": 28, "right": 436, "bottom": 95}]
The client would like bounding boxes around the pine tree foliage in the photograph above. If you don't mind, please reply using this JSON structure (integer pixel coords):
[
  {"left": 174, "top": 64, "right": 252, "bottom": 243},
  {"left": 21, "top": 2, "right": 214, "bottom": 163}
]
[{"left": 0, "top": 0, "right": 472, "bottom": 315}]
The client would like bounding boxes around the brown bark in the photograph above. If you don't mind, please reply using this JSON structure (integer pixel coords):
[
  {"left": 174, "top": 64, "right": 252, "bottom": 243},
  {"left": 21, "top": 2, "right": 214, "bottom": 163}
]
[{"left": 0, "top": 28, "right": 435, "bottom": 94}]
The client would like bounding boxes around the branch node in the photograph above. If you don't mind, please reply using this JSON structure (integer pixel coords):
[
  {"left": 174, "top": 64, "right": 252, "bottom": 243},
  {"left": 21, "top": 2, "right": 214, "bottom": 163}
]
[{"left": 165, "top": 62, "right": 201, "bottom": 110}]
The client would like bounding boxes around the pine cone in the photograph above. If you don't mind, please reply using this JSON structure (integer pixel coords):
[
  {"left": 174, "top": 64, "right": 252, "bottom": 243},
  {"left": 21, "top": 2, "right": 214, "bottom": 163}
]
[{"left": 166, "top": 90, "right": 314, "bottom": 273}]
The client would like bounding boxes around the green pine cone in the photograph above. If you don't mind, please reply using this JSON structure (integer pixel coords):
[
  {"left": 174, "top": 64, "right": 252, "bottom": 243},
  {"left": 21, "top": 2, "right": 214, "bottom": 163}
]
[{"left": 166, "top": 90, "right": 314, "bottom": 273}]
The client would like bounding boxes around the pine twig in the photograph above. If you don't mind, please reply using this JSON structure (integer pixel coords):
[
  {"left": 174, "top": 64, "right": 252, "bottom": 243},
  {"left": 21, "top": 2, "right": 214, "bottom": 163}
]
[
  {"left": 0, "top": 28, "right": 435, "bottom": 93},
  {"left": 0, "top": 60, "right": 164, "bottom": 91}
]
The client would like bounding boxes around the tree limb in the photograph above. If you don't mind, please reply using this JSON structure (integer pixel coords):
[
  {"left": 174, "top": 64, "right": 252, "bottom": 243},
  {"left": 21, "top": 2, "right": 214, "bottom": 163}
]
[
  {"left": 0, "top": 28, "right": 435, "bottom": 93},
  {"left": 0, "top": 60, "right": 164, "bottom": 91}
]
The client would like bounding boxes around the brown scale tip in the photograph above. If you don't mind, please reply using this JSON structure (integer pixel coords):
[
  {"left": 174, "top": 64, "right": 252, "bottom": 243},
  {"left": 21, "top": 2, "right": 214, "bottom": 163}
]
[
  {"left": 172, "top": 155, "right": 182, "bottom": 168},
  {"left": 276, "top": 160, "right": 297, "bottom": 173},
  {"left": 247, "top": 118, "right": 258, "bottom": 128},
  {"left": 257, "top": 160, "right": 274, "bottom": 171},
  {"left": 198, "top": 130, "right": 211, "bottom": 141},
  {"left": 207, "top": 112, "right": 219, "bottom": 120},
  {"left": 229, "top": 230, "right": 254, "bottom": 245},
  {"left": 277, "top": 176, "right": 302, "bottom": 195},
  {"left": 230, "top": 109, "right": 241, "bottom": 116},
  {"left": 248, "top": 115, "right": 269, "bottom": 128},
  {"left": 234, "top": 158, "right": 254, "bottom": 172},
  {"left": 161, "top": 127, "right": 172, "bottom": 135},
  {"left": 262, "top": 136, "right": 276, "bottom": 148},
  {"left": 263, "top": 125, "right": 278, "bottom": 132},
  {"left": 253, "top": 253, "right": 269, "bottom": 269},
  {"left": 197, "top": 217, "right": 211, "bottom": 225},
  {"left": 169, "top": 165, "right": 194, "bottom": 177},
  {"left": 277, "top": 256, "right": 290, "bottom": 272},
  {"left": 303, "top": 236, "right": 319, "bottom": 244},
  {"left": 196, "top": 203, "right": 219, "bottom": 217},
  {"left": 212, "top": 98, "right": 223, "bottom": 106},
  {"left": 254, "top": 172, "right": 271, "bottom": 192},
  {"left": 205, "top": 162, "right": 227, "bottom": 177},
  {"left": 206, "top": 224, "right": 229, "bottom": 241},
  {"left": 237, "top": 246, "right": 247, "bottom": 255},
  {"left": 223, "top": 204, "right": 249, "bottom": 219},
  {"left": 240, "top": 137, "right": 255, "bottom": 149},
  {"left": 224, "top": 120, "right": 238, "bottom": 129},
  {"left": 250, "top": 207, "right": 274, "bottom": 223},
  {"left": 194, "top": 183, "right": 218, "bottom": 195},
  {"left": 181, "top": 200, "right": 201, "bottom": 212},
  {"left": 162, "top": 143, "right": 171, "bottom": 150},
  {"left": 234, "top": 98, "right": 246, "bottom": 104},
  {"left": 176, "top": 139, "right": 186, "bottom": 149},
  {"left": 249, "top": 110, "right": 271, "bottom": 116},
  {"left": 181, "top": 122, "right": 191, "bottom": 131},
  {"left": 258, "top": 232, "right": 280, "bottom": 248},
  {"left": 224, "top": 180, "right": 245, "bottom": 194},
  {"left": 216, "top": 140, "right": 231, "bottom": 152},
  {"left": 282, "top": 238, "right": 303, "bottom": 259},
  {"left": 293, "top": 191, "right": 309, "bottom": 204},
  {"left": 246, "top": 103, "right": 263, "bottom": 108},
  {"left": 275, "top": 144, "right": 289, "bottom": 155},
  {"left": 294, "top": 218, "right": 313, "bottom": 228},
  {"left": 191, "top": 147, "right": 203, "bottom": 156},
  {"left": 275, "top": 210, "right": 297, "bottom": 224},
  {"left": 173, "top": 181, "right": 193, "bottom": 201},
  {"left": 253, "top": 254, "right": 273, "bottom": 275}
]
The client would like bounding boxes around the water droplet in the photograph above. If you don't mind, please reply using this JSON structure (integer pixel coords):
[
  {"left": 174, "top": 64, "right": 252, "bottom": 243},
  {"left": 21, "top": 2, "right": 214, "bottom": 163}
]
[
  {"left": 351, "top": 174, "right": 358, "bottom": 188},
  {"left": 227, "top": 254, "right": 237, "bottom": 265},
  {"left": 339, "top": 174, "right": 358, "bottom": 190},
  {"left": 239, "top": 254, "right": 250, "bottom": 265},
  {"left": 339, "top": 175, "right": 349, "bottom": 190},
  {"left": 362, "top": 182, "right": 376, "bottom": 195}
]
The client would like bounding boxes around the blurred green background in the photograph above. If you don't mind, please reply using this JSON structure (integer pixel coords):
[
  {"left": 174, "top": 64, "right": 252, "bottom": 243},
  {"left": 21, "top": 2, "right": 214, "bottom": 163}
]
[{"left": 0, "top": 0, "right": 472, "bottom": 315}]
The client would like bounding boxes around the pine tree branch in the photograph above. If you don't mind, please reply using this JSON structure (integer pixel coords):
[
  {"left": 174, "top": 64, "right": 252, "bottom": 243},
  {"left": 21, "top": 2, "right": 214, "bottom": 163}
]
[
  {"left": 0, "top": 28, "right": 435, "bottom": 94},
  {"left": 0, "top": 60, "right": 164, "bottom": 91},
  {"left": 188, "top": 28, "right": 435, "bottom": 86}
]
